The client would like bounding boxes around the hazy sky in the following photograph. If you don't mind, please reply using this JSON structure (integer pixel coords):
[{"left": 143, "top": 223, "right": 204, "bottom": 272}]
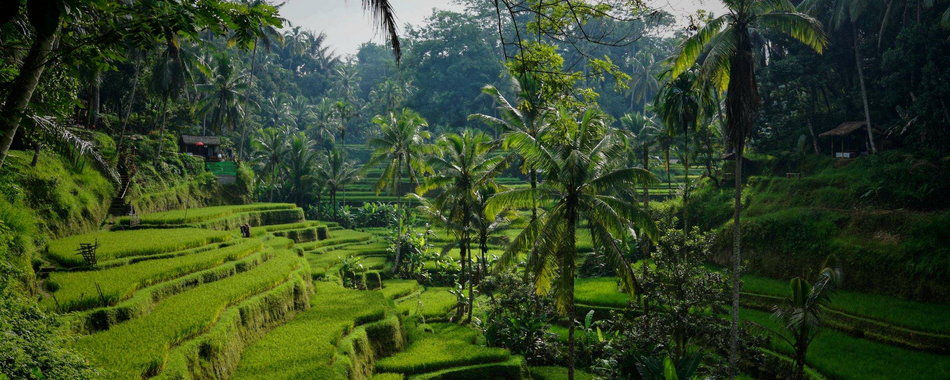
[{"left": 281, "top": 0, "right": 728, "bottom": 57}]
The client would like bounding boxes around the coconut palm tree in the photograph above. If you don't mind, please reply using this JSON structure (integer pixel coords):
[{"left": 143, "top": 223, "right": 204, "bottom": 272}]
[
  {"left": 487, "top": 108, "right": 658, "bottom": 380},
  {"left": 667, "top": 0, "right": 827, "bottom": 375},
  {"left": 761, "top": 257, "right": 842, "bottom": 380},
  {"left": 284, "top": 132, "right": 319, "bottom": 206},
  {"left": 333, "top": 100, "right": 356, "bottom": 147},
  {"left": 232, "top": 0, "right": 286, "bottom": 161},
  {"left": 319, "top": 148, "right": 361, "bottom": 219},
  {"left": 366, "top": 108, "right": 430, "bottom": 273},
  {"left": 654, "top": 68, "right": 709, "bottom": 233},
  {"left": 150, "top": 37, "right": 199, "bottom": 167},
  {"left": 469, "top": 74, "right": 548, "bottom": 221},
  {"left": 419, "top": 131, "right": 509, "bottom": 323},
  {"left": 627, "top": 52, "right": 661, "bottom": 112},
  {"left": 197, "top": 55, "right": 247, "bottom": 134},
  {"left": 252, "top": 127, "right": 289, "bottom": 202}
]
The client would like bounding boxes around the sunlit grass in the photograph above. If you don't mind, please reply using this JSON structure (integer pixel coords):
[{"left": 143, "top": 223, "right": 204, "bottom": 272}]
[{"left": 46, "top": 228, "right": 230, "bottom": 267}]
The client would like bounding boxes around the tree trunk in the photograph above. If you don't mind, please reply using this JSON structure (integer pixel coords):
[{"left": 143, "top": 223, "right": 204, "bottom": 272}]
[
  {"left": 730, "top": 146, "right": 744, "bottom": 379},
  {"left": 530, "top": 166, "right": 537, "bottom": 221},
  {"left": 30, "top": 143, "right": 41, "bottom": 167},
  {"left": 238, "top": 40, "right": 259, "bottom": 161},
  {"left": 154, "top": 97, "right": 169, "bottom": 167},
  {"left": 116, "top": 60, "right": 141, "bottom": 155},
  {"left": 853, "top": 23, "right": 878, "bottom": 154},
  {"left": 90, "top": 70, "right": 101, "bottom": 128},
  {"left": 566, "top": 201, "right": 578, "bottom": 380},
  {"left": 391, "top": 169, "right": 404, "bottom": 274},
  {"left": 683, "top": 125, "right": 690, "bottom": 235},
  {"left": 0, "top": 30, "right": 59, "bottom": 168}
]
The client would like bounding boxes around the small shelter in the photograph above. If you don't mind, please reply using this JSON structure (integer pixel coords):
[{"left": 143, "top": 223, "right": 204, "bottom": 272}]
[
  {"left": 179, "top": 135, "right": 223, "bottom": 161},
  {"left": 819, "top": 121, "right": 888, "bottom": 158},
  {"left": 719, "top": 151, "right": 753, "bottom": 184}
]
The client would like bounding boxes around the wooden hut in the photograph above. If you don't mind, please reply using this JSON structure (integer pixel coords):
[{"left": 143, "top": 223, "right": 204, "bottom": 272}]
[
  {"left": 819, "top": 121, "right": 888, "bottom": 158},
  {"left": 179, "top": 135, "right": 223, "bottom": 161}
]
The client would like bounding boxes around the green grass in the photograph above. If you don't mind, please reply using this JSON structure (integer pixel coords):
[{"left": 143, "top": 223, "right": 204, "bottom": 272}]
[
  {"left": 375, "top": 323, "right": 510, "bottom": 375},
  {"left": 574, "top": 277, "right": 631, "bottom": 308},
  {"left": 740, "top": 272, "right": 950, "bottom": 334},
  {"left": 741, "top": 308, "right": 950, "bottom": 380},
  {"left": 381, "top": 279, "right": 420, "bottom": 300},
  {"left": 72, "top": 249, "right": 302, "bottom": 379},
  {"left": 46, "top": 228, "right": 231, "bottom": 267},
  {"left": 296, "top": 230, "right": 374, "bottom": 252},
  {"left": 530, "top": 366, "right": 596, "bottom": 380},
  {"left": 233, "top": 282, "right": 389, "bottom": 379},
  {"left": 44, "top": 239, "right": 263, "bottom": 312},
  {"left": 396, "top": 287, "right": 457, "bottom": 319},
  {"left": 127, "top": 203, "right": 296, "bottom": 225}
]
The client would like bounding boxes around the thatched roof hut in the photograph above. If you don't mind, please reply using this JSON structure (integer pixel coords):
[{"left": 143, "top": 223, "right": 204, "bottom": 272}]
[{"left": 819, "top": 121, "right": 887, "bottom": 158}]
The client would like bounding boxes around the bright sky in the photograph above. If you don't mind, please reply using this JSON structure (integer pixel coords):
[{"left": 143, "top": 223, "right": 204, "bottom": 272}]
[{"left": 281, "top": 0, "right": 728, "bottom": 57}]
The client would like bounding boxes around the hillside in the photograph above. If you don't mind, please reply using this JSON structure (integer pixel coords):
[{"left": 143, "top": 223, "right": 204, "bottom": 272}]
[{"left": 679, "top": 151, "right": 950, "bottom": 303}]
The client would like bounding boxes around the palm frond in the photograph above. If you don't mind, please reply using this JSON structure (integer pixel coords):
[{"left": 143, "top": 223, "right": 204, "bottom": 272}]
[
  {"left": 756, "top": 12, "right": 828, "bottom": 53},
  {"left": 670, "top": 15, "right": 729, "bottom": 78}
]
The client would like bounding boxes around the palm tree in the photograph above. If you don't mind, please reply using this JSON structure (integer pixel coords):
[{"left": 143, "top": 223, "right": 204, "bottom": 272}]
[
  {"left": 311, "top": 97, "right": 337, "bottom": 152},
  {"left": 420, "top": 130, "right": 509, "bottom": 323},
  {"left": 289, "top": 94, "right": 314, "bottom": 131},
  {"left": 366, "top": 109, "right": 430, "bottom": 273},
  {"left": 333, "top": 100, "right": 355, "bottom": 147},
  {"left": 252, "top": 127, "right": 289, "bottom": 202},
  {"left": 654, "top": 68, "right": 709, "bottom": 233},
  {"left": 319, "top": 148, "right": 361, "bottom": 219},
  {"left": 763, "top": 257, "right": 842, "bottom": 380},
  {"left": 469, "top": 74, "right": 548, "bottom": 221},
  {"left": 667, "top": 0, "right": 827, "bottom": 375},
  {"left": 487, "top": 109, "right": 658, "bottom": 380},
  {"left": 284, "top": 132, "right": 319, "bottom": 206},
  {"left": 232, "top": 0, "right": 286, "bottom": 161},
  {"left": 627, "top": 52, "right": 660, "bottom": 112},
  {"left": 471, "top": 185, "right": 513, "bottom": 278},
  {"left": 150, "top": 37, "right": 197, "bottom": 167},
  {"left": 197, "top": 55, "right": 247, "bottom": 134}
]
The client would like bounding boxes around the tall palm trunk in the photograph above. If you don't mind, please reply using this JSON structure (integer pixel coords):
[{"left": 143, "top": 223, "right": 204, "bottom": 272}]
[
  {"left": 116, "top": 60, "right": 141, "bottom": 154},
  {"left": 391, "top": 166, "right": 404, "bottom": 274},
  {"left": 154, "top": 97, "right": 169, "bottom": 167},
  {"left": 566, "top": 199, "right": 578, "bottom": 380},
  {"left": 465, "top": 198, "right": 474, "bottom": 323},
  {"left": 530, "top": 166, "right": 538, "bottom": 221},
  {"left": 0, "top": 30, "right": 59, "bottom": 168},
  {"left": 641, "top": 143, "right": 651, "bottom": 260},
  {"left": 683, "top": 124, "right": 690, "bottom": 234},
  {"left": 852, "top": 23, "right": 877, "bottom": 154},
  {"left": 727, "top": 24, "right": 759, "bottom": 379},
  {"left": 238, "top": 40, "right": 259, "bottom": 161}
]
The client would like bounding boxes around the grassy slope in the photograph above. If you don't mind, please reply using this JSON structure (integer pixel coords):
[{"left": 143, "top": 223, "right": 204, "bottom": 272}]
[
  {"left": 45, "top": 228, "right": 231, "bottom": 267},
  {"left": 73, "top": 249, "right": 301, "bottom": 379},
  {"left": 44, "top": 239, "right": 262, "bottom": 312},
  {"left": 742, "top": 308, "right": 950, "bottom": 379},
  {"left": 233, "top": 281, "right": 389, "bottom": 379}
]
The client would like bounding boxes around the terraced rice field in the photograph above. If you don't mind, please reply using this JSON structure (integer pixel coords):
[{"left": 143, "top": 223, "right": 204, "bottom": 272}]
[
  {"left": 42, "top": 203, "right": 529, "bottom": 379},
  {"left": 568, "top": 274, "right": 950, "bottom": 379}
]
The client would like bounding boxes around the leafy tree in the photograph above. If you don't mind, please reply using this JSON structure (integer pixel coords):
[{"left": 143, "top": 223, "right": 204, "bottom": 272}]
[
  {"left": 488, "top": 108, "right": 657, "bottom": 380},
  {"left": 366, "top": 109, "right": 430, "bottom": 273},
  {"left": 668, "top": 1, "right": 827, "bottom": 373}
]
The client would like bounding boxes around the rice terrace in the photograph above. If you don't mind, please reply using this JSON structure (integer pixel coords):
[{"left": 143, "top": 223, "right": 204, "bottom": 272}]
[{"left": 1, "top": 0, "right": 949, "bottom": 379}]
